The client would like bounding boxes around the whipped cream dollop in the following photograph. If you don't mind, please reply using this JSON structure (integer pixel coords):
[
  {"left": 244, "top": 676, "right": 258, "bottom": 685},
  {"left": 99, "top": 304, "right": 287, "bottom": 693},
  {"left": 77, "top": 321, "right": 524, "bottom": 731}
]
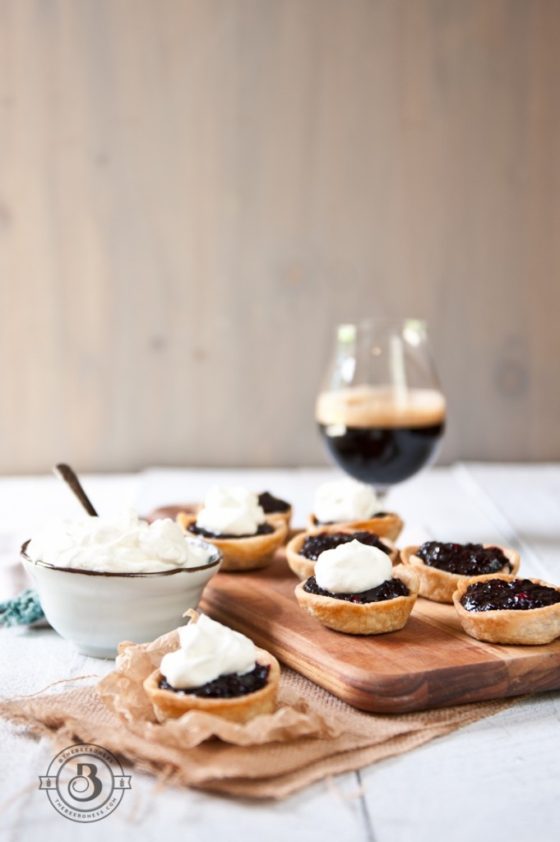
[
  {"left": 26, "top": 512, "right": 213, "bottom": 573},
  {"left": 160, "top": 613, "right": 257, "bottom": 689},
  {"left": 196, "top": 486, "right": 265, "bottom": 536},
  {"left": 315, "top": 539, "right": 393, "bottom": 593},
  {"left": 313, "top": 479, "right": 382, "bottom": 523}
]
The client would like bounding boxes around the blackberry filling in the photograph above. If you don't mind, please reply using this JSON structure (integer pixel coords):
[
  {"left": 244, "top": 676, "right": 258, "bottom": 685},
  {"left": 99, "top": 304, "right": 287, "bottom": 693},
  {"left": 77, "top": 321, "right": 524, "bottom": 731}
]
[
  {"left": 159, "top": 663, "right": 270, "bottom": 698},
  {"left": 461, "top": 578, "right": 560, "bottom": 612},
  {"left": 303, "top": 575, "right": 408, "bottom": 604},
  {"left": 258, "top": 491, "right": 290, "bottom": 514},
  {"left": 189, "top": 522, "right": 274, "bottom": 540},
  {"left": 301, "top": 531, "right": 390, "bottom": 561},
  {"left": 417, "top": 541, "right": 511, "bottom": 576}
]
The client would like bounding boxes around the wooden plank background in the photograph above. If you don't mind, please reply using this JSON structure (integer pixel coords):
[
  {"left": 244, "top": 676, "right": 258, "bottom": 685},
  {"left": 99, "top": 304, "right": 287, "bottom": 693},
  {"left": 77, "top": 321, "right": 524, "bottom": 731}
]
[{"left": 0, "top": 0, "right": 559, "bottom": 473}]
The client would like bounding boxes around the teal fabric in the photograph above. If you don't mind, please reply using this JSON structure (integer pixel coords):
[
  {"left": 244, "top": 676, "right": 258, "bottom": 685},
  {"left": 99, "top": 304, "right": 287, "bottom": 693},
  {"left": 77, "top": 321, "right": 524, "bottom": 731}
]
[{"left": 0, "top": 589, "right": 44, "bottom": 627}]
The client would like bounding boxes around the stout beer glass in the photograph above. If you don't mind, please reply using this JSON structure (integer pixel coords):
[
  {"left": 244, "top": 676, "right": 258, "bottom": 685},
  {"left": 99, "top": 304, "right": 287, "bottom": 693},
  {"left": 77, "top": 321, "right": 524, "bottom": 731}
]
[{"left": 316, "top": 319, "right": 446, "bottom": 495}]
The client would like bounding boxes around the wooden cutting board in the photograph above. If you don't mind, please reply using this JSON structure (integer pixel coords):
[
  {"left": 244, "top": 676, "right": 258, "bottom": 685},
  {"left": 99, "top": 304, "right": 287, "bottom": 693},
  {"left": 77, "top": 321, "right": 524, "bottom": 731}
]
[{"left": 201, "top": 549, "right": 560, "bottom": 713}]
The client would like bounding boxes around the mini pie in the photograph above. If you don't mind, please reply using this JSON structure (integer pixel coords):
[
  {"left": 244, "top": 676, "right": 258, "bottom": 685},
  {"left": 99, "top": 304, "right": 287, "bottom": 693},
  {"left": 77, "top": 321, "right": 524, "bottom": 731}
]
[
  {"left": 400, "top": 542, "right": 520, "bottom": 604},
  {"left": 295, "top": 564, "right": 418, "bottom": 635},
  {"left": 286, "top": 526, "right": 397, "bottom": 580},
  {"left": 143, "top": 647, "right": 280, "bottom": 723},
  {"left": 258, "top": 491, "right": 292, "bottom": 529},
  {"left": 453, "top": 573, "right": 560, "bottom": 645},
  {"left": 308, "top": 511, "right": 403, "bottom": 542},
  {"left": 177, "top": 513, "right": 287, "bottom": 572}
]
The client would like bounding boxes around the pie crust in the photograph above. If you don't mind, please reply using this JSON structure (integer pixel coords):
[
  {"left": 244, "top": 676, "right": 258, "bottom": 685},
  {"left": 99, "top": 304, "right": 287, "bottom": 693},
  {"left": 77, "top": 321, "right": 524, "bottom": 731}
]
[
  {"left": 294, "top": 564, "right": 418, "bottom": 635},
  {"left": 266, "top": 508, "right": 293, "bottom": 529},
  {"left": 308, "top": 512, "right": 403, "bottom": 542},
  {"left": 286, "top": 526, "right": 398, "bottom": 580},
  {"left": 143, "top": 647, "right": 280, "bottom": 723},
  {"left": 177, "top": 513, "right": 288, "bottom": 572},
  {"left": 452, "top": 573, "right": 560, "bottom": 645},
  {"left": 400, "top": 544, "right": 520, "bottom": 604}
]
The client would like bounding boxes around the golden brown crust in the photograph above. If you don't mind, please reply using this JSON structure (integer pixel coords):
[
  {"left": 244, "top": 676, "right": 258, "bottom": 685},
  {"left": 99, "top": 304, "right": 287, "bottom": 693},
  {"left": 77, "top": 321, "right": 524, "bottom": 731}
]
[
  {"left": 286, "top": 526, "right": 398, "bottom": 581},
  {"left": 177, "top": 514, "right": 288, "bottom": 572},
  {"left": 308, "top": 512, "right": 403, "bottom": 542},
  {"left": 400, "top": 544, "right": 520, "bottom": 604},
  {"left": 143, "top": 647, "right": 280, "bottom": 723},
  {"left": 452, "top": 573, "right": 560, "bottom": 645},
  {"left": 294, "top": 564, "right": 418, "bottom": 635},
  {"left": 266, "top": 508, "right": 292, "bottom": 530}
]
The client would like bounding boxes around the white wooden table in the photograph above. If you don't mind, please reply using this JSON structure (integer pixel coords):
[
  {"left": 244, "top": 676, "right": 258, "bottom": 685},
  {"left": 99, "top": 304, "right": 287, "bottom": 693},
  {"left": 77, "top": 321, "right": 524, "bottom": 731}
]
[{"left": 0, "top": 465, "right": 559, "bottom": 842}]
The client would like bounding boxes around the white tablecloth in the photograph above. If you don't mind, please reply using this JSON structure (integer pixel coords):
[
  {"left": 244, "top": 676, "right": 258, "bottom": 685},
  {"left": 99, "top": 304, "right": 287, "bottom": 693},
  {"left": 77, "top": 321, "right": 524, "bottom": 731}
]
[{"left": 0, "top": 465, "right": 559, "bottom": 842}]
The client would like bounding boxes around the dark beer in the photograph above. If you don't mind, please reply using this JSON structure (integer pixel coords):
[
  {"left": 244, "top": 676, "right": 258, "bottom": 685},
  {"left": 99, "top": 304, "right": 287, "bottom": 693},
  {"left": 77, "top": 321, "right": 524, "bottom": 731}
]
[
  {"left": 316, "top": 386, "right": 446, "bottom": 488},
  {"left": 318, "top": 420, "right": 445, "bottom": 486}
]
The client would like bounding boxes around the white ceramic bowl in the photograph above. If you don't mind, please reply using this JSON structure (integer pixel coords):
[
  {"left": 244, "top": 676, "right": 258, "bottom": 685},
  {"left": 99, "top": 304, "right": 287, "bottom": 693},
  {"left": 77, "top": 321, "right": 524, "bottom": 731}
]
[{"left": 21, "top": 538, "right": 222, "bottom": 658}]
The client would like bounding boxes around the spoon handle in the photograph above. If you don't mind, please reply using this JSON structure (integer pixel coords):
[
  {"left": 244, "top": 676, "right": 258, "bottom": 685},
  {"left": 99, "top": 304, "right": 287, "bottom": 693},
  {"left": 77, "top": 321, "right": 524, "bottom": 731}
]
[{"left": 53, "top": 464, "right": 98, "bottom": 517}]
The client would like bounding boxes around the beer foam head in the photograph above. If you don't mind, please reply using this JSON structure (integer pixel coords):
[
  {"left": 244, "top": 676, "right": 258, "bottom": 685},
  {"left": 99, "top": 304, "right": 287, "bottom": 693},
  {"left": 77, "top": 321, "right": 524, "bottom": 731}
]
[{"left": 316, "top": 386, "right": 446, "bottom": 429}]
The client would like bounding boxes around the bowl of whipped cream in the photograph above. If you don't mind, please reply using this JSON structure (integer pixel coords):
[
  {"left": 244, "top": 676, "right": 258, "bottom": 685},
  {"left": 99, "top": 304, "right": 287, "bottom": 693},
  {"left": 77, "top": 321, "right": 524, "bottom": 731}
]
[{"left": 21, "top": 512, "right": 222, "bottom": 658}]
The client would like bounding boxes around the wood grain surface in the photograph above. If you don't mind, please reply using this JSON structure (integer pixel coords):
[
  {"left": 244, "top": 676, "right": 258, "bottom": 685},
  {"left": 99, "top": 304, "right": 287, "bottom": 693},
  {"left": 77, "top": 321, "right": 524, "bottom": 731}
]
[
  {"left": 1, "top": 1, "right": 560, "bottom": 472},
  {"left": 202, "top": 549, "right": 560, "bottom": 713}
]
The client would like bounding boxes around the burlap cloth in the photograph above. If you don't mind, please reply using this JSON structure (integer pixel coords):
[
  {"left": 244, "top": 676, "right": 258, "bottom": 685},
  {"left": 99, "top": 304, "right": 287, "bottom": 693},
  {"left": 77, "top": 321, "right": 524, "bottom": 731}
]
[{"left": 0, "top": 629, "right": 511, "bottom": 799}]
